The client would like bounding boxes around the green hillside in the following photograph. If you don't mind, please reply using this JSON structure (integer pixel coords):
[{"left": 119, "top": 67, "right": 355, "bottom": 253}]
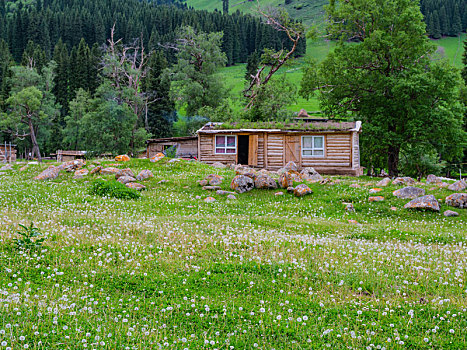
[{"left": 184, "top": 0, "right": 328, "bottom": 26}]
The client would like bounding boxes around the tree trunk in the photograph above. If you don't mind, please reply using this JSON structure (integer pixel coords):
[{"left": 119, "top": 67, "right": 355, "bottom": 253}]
[
  {"left": 387, "top": 145, "right": 399, "bottom": 177},
  {"left": 28, "top": 118, "right": 42, "bottom": 162}
]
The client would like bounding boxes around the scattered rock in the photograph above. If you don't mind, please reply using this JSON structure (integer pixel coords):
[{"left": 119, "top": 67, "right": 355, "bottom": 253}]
[
  {"left": 195, "top": 195, "right": 201, "bottom": 199},
  {"left": 207, "top": 174, "right": 223, "bottom": 186},
  {"left": 294, "top": 184, "right": 313, "bottom": 197},
  {"left": 100, "top": 167, "right": 120, "bottom": 175},
  {"left": 390, "top": 207, "right": 398, "bottom": 211},
  {"left": 445, "top": 193, "right": 467, "bottom": 209},
  {"left": 278, "top": 172, "right": 293, "bottom": 188},
  {"left": 275, "top": 192, "right": 284, "bottom": 196},
  {"left": 33, "top": 166, "right": 61, "bottom": 181},
  {"left": 90, "top": 166, "right": 102, "bottom": 175},
  {"left": 437, "top": 182, "right": 449, "bottom": 188},
  {"left": 0, "top": 164, "right": 13, "bottom": 171},
  {"left": 168, "top": 158, "right": 180, "bottom": 163},
  {"left": 447, "top": 180, "right": 467, "bottom": 192},
  {"left": 216, "top": 190, "right": 236, "bottom": 195},
  {"left": 426, "top": 174, "right": 443, "bottom": 184},
  {"left": 115, "top": 168, "right": 135, "bottom": 179},
  {"left": 58, "top": 159, "right": 85, "bottom": 172},
  {"left": 125, "top": 182, "right": 146, "bottom": 191},
  {"left": 19, "top": 165, "right": 28, "bottom": 172},
  {"left": 74, "top": 169, "right": 89, "bottom": 177},
  {"left": 376, "top": 178, "right": 391, "bottom": 187},
  {"left": 227, "top": 194, "right": 237, "bottom": 200},
  {"left": 348, "top": 220, "right": 360, "bottom": 225},
  {"left": 230, "top": 175, "right": 255, "bottom": 193},
  {"left": 392, "top": 177, "right": 416, "bottom": 186},
  {"left": 157, "top": 180, "right": 168, "bottom": 184},
  {"left": 203, "top": 186, "right": 222, "bottom": 191},
  {"left": 198, "top": 179, "right": 209, "bottom": 186},
  {"left": 404, "top": 195, "right": 440, "bottom": 211},
  {"left": 300, "top": 167, "right": 323, "bottom": 182},
  {"left": 369, "top": 196, "right": 385, "bottom": 202},
  {"left": 254, "top": 174, "right": 278, "bottom": 189},
  {"left": 211, "top": 162, "right": 226, "bottom": 169},
  {"left": 284, "top": 161, "right": 298, "bottom": 172},
  {"left": 150, "top": 153, "right": 165, "bottom": 162},
  {"left": 115, "top": 154, "right": 130, "bottom": 162},
  {"left": 28, "top": 161, "right": 39, "bottom": 165},
  {"left": 136, "top": 169, "right": 154, "bottom": 181},
  {"left": 117, "top": 176, "right": 137, "bottom": 184},
  {"left": 287, "top": 186, "right": 295, "bottom": 193},
  {"left": 243, "top": 172, "right": 257, "bottom": 180},
  {"left": 443, "top": 210, "right": 459, "bottom": 217},
  {"left": 345, "top": 203, "right": 355, "bottom": 212},
  {"left": 349, "top": 183, "right": 361, "bottom": 189},
  {"left": 392, "top": 186, "right": 425, "bottom": 199},
  {"left": 369, "top": 188, "right": 383, "bottom": 194},
  {"left": 204, "top": 197, "right": 216, "bottom": 203},
  {"left": 320, "top": 178, "right": 332, "bottom": 185}
]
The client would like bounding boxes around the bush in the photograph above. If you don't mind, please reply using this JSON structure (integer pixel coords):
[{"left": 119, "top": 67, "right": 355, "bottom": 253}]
[
  {"left": 13, "top": 222, "right": 46, "bottom": 251},
  {"left": 89, "top": 179, "right": 141, "bottom": 200}
]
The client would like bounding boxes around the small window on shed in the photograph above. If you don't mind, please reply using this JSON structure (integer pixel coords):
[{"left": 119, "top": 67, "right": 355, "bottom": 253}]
[
  {"left": 302, "top": 136, "right": 324, "bottom": 157},
  {"left": 215, "top": 135, "right": 236, "bottom": 154}
]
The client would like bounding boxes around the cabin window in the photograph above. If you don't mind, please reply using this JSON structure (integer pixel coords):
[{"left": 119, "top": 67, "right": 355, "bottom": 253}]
[
  {"left": 301, "top": 136, "right": 324, "bottom": 157},
  {"left": 215, "top": 135, "right": 236, "bottom": 154}
]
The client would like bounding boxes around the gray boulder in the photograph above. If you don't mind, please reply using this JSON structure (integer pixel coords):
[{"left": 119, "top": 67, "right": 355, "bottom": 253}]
[
  {"left": 211, "top": 162, "right": 226, "bottom": 169},
  {"left": 426, "top": 174, "right": 443, "bottom": 184},
  {"left": 254, "top": 174, "right": 278, "bottom": 189},
  {"left": 392, "top": 177, "right": 416, "bottom": 186},
  {"left": 404, "top": 195, "right": 440, "bottom": 211},
  {"left": 445, "top": 193, "right": 467, "bottom": 209},
  {"left": 294, "top": 184, "right": 313, "bottom": 197},
  {"left": 443, "top": 210, "right": 459, "bottom": 217},
  {"left": 393, "top": 186, "right": 425, "bottom": 199},
  {"left": 300, "top": 167, "right": 323, "bottom": 182},
  {"left": 33, "top": 166, "right": 61, "bottom": 181},
  {"left": 117, "top": 176, "right": 136, "bottom": 184},
  {"left": 447, "top": 180, "right": 467, "bottom": 192},
  {"left": 230, "top": 175, "right": 255, "bottom": 193},
  {"left": 284, "top": 161, "right": 298, "bottom": 172},
  {"left": 376, "top": 178, "right": 391, "bottom": 187},
  {"left": 136, "top": 169, "right": 154, "bottom": 181}
]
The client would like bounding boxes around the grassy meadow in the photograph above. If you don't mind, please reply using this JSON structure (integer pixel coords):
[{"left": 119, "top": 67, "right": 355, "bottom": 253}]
[{"left": 0, "top": 158, "right": 466, "bottom": 349}]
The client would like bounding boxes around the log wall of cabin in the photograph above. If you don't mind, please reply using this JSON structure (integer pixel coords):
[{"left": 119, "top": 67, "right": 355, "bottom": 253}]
[
  {"left": 199, "top": 134, "right": 236, "bottom": 164},
  {"left": 266, "top": 134, "right": 285, "bottom": 169},
  {"left": 147, "top": 140, "right": 198, "bottom": 158}
]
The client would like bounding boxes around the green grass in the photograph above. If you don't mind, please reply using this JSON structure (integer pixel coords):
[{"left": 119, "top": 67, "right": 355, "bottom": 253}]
[
  {"left": 432, "top": 33, "right": 467, "bottom": 68},
  {"left": 0, "top": 159, "right": 466, "bottom": 349}
]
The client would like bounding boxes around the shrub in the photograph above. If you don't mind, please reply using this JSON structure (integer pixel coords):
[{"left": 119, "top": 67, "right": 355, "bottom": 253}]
[
  {"left": 89, "top": 179, "right": 141, "bottom": 200},
  {"left": 13, "top": 223, "right": 46, "bottom": 251}
]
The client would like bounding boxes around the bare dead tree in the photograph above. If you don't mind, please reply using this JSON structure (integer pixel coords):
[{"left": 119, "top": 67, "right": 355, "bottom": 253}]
[{"left": 243, "top": 5, "right": 306, "bottom": 110}]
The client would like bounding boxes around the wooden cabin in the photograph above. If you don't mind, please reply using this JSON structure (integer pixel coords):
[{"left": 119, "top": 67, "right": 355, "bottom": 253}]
[
  {"left": 197, "top": 120, "right": 363, "bottom": 175},
  {"left": 0, "top": 144, "right": 16, "bottom": 162},
  {"left": 146, "top": 136, "right": 198, "bottom": 159},
  {"left": 56, "top": 150, "right": 86, "bottom": 162}
]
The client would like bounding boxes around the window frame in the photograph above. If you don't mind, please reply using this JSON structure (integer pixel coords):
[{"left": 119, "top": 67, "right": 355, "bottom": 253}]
[
  {"left": 215, "top": 135, "right": 237, "bottom": 155},
  {"left": 301, "top": 135, "right": 325, "bottom": 157}
]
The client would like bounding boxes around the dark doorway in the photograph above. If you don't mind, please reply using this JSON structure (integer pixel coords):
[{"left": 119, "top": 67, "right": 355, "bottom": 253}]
[{"left": 237, "top": 135, "right": 249, "bottom": 165}]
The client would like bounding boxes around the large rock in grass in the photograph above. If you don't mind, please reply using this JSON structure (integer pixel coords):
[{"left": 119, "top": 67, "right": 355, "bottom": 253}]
[
  {"left": 150, "top": 153, "right": 165, "bottom": 162},
  {"left": 33, "top": 166, "right": 60, "bottom": 181},
  {"left": 73, "top": 169, "right": 89, "bottom": 179},
  {"left": 115, "top": 154, "right": 130, "bottom": 162},
  {"left": 284, "top": 161, "right": 298, "bottom": 172},
  {"left": 278, "top": 172, "right": 293, "bottom": 189},
  {"left": 300, "top": 167, "right": 323, "bottom": 182},
  {"left": 392, "top": 177, "right": 415, "bottom": 186},
  {"left": 443, "top": 210, "right": 459, "bottom": 217},
  {"left": 100, "top": 167, "right": 120, "bottom": 175},
  {"left": 376, "top": 178, "right": 391, "bottom": 187},
  {"left": 136, "top": 169, "right": 154, "bottom": 181},
  {"left": 393, "top": 186, "right": 425, "bottom": 199},
  {"left": 58, "top": 159, "right": 85, "bottom": 172},
  {"left": 0, "top": 164, "right": 13, "bottom": 171},
  {"left": 445, "top": 193, "right": 467, "bottom": 209},
  {"left": 254, "top": 174, "right": 277, "bottom": 189},
  {"left": 404, "top": 195, "right": 440, "bottom": 212},
  {"left": 447, "top": 180, "right": 467, "bottom": 192},
  {"left": 206, "top": 174, "right": 223, "bottom": 186},
  {"left": 426, "top": 174, "right": 443, "bottom": 184},
  {"left": 294, "top": 184, "right": 313, "bottom": 197},
  {"left": 90, "top": 166, "right": 102, "bottom": 175},
  {"left": 126, "top": 182, "right": 146, "bottom": 191},
  {"left": 115, "top": 168, "right": 135, "bottom": 179},
  {"left": 117, "top": 176, "right": 136, "bottom": 184},
  {"left": 230, "top": 175, "right": 254, "bottom": 193},
  {"left": 211, "top": 162, "right": 226, "bottom": 169}
]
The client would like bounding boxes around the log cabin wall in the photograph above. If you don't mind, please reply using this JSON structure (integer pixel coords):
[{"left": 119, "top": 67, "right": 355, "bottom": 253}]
[
  {"left": 199, "top": 133, "right": 236, "bottom": 164},
  {"left": 147, "top": 139, "right": 198, "bottom": 158}
]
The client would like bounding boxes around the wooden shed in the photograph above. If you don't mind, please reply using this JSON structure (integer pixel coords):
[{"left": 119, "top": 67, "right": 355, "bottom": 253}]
[
  {"left": 197, "top": 120, "right": 363, "bottom": 175},
  {"left": 0, "top": 144, "right": 16, "bottom": 162},
  {"left": 56, "top": 150, "right": 86, "bottom": 162},
  {"left": 146, "top": 136, "right": 198, "bottom": 159}
]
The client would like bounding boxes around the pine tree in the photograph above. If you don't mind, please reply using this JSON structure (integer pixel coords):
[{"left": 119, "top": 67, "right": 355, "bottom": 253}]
[
  {"left": 0, "top": 39, "right": 11, "bottom": 110},
  {"left": 451, "top": 4, "right": 462, "bottom": 36},
  {"left": 432, "top": 10, "right": 442, "bottom": 39},
  {"left": 222, "top": 0, "right": 229, "bottom": 14},
  {"left": 52, "top": 39, "right": 70, "bottom": 113},
  {"left": 245, "top": 51, "right": 259, "bottom": 81}
]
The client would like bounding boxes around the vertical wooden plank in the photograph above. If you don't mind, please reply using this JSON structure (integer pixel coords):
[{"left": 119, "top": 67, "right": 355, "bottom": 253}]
[
  {"left": 285, "top": 135, "right": 300, "bottom": 164},
  {"left": 264, "top": 133, "right": 268, "bottom": 169},
  {"left": 248, "top": 134, "right": 258, "bottom": 166}
]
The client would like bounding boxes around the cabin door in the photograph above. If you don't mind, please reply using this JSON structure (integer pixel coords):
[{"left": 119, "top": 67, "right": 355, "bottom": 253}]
[
  {"left": 237, "top": 135, "right": 249, "bottom": 165},
  {"left": 285, "top": 135, "right": 300, "bottom": 164}
]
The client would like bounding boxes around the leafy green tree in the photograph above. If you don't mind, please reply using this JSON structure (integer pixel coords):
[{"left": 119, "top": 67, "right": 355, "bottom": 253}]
[
  {"left": 244, "top": 51, "right": 259, "bottom": 81},
  {"left": 63, "top": 88, "right": 92, "bottom": 150},
  {"left": 3, "top": 86, "right": 45, "bottom": 161},
  {"left": 166, "top": 26, "right": 227, "bottom": 117},
  {"left": 300, "top": 0, "right": 466, "bottom": 176},
  {"left": 462, "top": 37, "right": 467, "bottom": 84}
]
